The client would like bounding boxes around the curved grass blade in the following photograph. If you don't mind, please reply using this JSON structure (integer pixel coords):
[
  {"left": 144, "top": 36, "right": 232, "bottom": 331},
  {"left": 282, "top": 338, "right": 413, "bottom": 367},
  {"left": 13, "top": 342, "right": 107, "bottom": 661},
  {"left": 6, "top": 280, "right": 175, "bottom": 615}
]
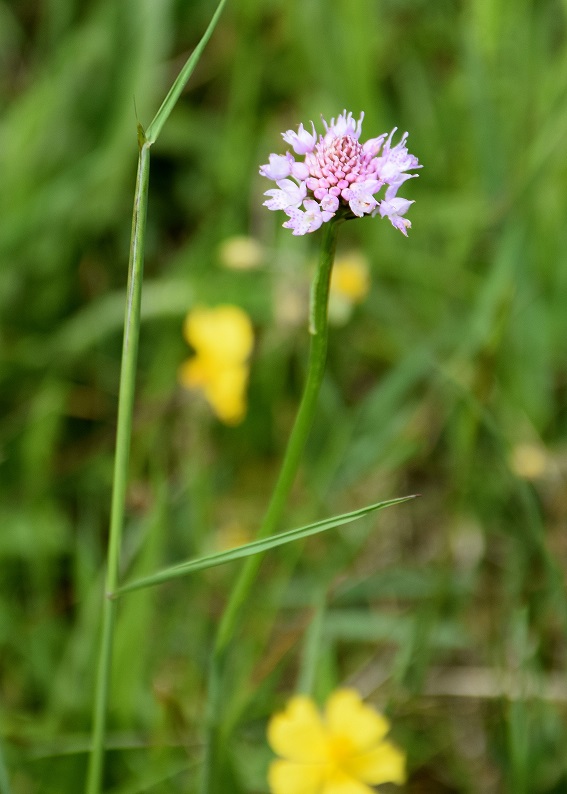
[
  {"left": 115, "top": 495, "right": 417, "bottom": 597},
  {"left": 145, "top": 0, "right": 229, "bottom": 144}
]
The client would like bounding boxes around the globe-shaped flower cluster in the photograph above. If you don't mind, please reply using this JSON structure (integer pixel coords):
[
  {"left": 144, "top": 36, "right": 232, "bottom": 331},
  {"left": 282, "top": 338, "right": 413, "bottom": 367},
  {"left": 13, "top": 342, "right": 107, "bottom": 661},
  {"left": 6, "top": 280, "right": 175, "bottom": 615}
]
[{"left": 260, "top": 110, "right": 420, "bottom": 236}]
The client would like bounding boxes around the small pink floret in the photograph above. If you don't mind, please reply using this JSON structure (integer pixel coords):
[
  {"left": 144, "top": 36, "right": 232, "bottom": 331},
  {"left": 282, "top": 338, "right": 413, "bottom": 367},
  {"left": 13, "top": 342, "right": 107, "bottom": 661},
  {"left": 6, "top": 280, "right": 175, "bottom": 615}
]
[
  {"left": 291, "top": 161, "right": 310, "bottom": 181},
  {"left": 259, "top": 153, "right": 293, "bottom": 181},
  {"left": 263, "top": 179, "right": 306, "bottom": 211},
  {"left": 378, "top": 197, "right": 415, "bottom": 236},
  {"left": 342, "top": 180, "right": 382, "bottom": 217},
  {"left": 321, "top": 194, "right": 339, "bottom": 213},
  {"left": 283, "top": 199, "right": 333, "bottom": 236},
  {"left": 323, "top": 110, "right": 364, "bottom": 142},
  {"left": 376, "top": 129, "right": 422, "bottom": 187},
  {"left": 282, "top": 121, "right": 317, "bottom": 154}
]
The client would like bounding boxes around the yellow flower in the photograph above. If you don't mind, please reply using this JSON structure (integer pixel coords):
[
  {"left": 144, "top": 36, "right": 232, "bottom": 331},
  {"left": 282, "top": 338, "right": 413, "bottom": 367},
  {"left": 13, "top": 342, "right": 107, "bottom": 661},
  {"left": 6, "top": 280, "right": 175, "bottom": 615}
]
[
  {"left": 183, "top": 305, "right": 254, "bottom": 362},
  {"left": 509, "top": 442, "right": 548, "bottom": 480},
  {"left": 267, "top": 689, "right": 406, "bottom": 794},
  {"left": 179, "top": 305, "right": 254, "bottom": 425}
]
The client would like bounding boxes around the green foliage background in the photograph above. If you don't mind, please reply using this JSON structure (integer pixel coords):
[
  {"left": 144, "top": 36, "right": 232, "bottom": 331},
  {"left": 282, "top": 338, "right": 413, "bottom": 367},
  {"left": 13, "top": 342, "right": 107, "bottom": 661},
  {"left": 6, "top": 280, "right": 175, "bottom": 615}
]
[{"left": 2, "top": 0, "right": 567, "bottom": 791}]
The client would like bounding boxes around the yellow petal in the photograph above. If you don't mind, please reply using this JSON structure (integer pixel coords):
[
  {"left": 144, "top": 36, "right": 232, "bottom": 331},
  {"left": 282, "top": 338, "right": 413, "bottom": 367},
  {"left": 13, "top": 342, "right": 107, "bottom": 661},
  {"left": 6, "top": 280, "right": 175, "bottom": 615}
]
[
  {"left": 321, "top": 768, "right": 374, "bottom": 794},
  {"left": 347, "top": 742, "right": 406, "bottom": 785},
  {"left": 330, "top": 253, "right": 370, "bottom": 303},
  {"left": 268, "top": 696, "right": 328, "bottom": 763},
  {"left": 183, "top": 305, "right": 253, "bottom": 362},
  {"left": 268, "top": 760, "right": 325, "bottom": 794},
  {"left": 178, "top": 356, "right": 211, "bottom": 388},
  {"left": 179, "top": 354, "right": 249, "bottom": 425},
  {"left": 202, "top": 362, "right": 249, "bottom": 425},
  {"left": 324, "top": 690, "right": 390, "bottom": 754}
]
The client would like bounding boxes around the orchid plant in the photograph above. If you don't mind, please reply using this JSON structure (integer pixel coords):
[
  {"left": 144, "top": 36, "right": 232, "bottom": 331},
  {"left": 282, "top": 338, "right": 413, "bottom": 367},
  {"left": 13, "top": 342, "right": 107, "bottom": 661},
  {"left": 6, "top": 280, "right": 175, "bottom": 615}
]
[
  {"left": 85, "top": 4, "right": 419, "bottom": 783},
  {"left": 201, "top": 113, "right": 420, "bottom": 793}
]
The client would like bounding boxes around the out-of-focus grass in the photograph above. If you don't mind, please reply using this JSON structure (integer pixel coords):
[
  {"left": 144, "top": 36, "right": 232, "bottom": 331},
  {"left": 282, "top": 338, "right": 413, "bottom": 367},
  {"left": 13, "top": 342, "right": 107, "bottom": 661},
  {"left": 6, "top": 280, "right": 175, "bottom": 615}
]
[{"left": 1, "top": 0, "right": 567, "bottom": 791}]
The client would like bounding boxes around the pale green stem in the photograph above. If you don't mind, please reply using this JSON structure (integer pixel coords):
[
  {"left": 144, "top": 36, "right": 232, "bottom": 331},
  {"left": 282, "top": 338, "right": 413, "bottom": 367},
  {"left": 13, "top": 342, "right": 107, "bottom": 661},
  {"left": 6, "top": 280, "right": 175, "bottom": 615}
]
[
  {"left": 85, "top": 133, "right": 150, "bottom": 794},
  {"left": 201, "top": 218, "right": 342, "bottom": 794},
  {"left": 297, "top": 588, "right": 327, "bottom": 696},
  {"left": 84, "top": 1, "right": 228, "bottom": 785}
]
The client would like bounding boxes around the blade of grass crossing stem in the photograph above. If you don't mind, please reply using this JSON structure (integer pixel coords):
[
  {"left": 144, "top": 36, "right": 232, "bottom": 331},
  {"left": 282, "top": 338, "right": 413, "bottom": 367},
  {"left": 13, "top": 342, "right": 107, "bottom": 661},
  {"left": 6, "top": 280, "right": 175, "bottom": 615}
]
[
  {"left": 115, "top": 496, "right": 417, "bottom": 596},
  {"left": 145, "top": 0, "right": 229, "bottom": 144}
]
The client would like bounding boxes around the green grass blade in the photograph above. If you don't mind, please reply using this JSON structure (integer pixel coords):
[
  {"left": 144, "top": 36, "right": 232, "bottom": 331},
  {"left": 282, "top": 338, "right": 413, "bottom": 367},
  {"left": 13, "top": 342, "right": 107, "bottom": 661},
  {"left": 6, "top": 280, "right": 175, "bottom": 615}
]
[
  {"left": 115, "top": 495, "right": 417, "bottom": 596},
  {"left": 145, "top": 0, "right": 229, "bottom": 144}
]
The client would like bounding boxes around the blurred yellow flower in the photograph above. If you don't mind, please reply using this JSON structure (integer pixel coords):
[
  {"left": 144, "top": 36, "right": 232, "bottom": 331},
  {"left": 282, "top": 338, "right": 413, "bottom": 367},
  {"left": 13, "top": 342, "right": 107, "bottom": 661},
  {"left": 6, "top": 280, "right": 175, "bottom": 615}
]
[
  {"left": 509, "top": 442, "right": 548, "bottom": 480},
  {"left": 267, "top": 689, "right": 406, "bottom": 794},
  {"left": 217, "top": 235, "right": 265, "bottom": 270},
  {"left": 331, "top": 253, "right": 371, "bottom": 303},
  {"left": 329, "top": 253, "right": 370, "bottom": 325},
  {"left": 179, "top": 305, "right": 254, "bottom": 425}
]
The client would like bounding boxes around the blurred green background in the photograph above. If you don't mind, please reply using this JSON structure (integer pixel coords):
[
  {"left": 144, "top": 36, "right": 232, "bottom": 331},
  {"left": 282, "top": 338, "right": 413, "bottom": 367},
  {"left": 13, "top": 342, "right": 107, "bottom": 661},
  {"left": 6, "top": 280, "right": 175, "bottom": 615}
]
[{"left": 2, "top": 0, "right": 567, "bottom": 791}]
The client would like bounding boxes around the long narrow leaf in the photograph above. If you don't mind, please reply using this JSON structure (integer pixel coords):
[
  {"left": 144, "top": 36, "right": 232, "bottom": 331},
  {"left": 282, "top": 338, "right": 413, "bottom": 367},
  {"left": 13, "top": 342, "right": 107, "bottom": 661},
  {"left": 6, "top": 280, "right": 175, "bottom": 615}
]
[
  {"left": 145, "top": 0, "right": 229, "bottom": 144},
  {"left": 115, "top": 495, "right": 417, "bottom": 597}
]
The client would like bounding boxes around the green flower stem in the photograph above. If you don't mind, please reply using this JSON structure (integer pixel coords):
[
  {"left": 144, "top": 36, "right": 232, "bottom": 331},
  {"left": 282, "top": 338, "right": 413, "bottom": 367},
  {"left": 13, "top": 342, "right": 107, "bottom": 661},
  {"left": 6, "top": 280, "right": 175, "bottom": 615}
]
[
  {"left": 215, "top": 219, "right": 341, "bottom": 654},
  {"left": 201, "top": 218, "right": 342, "bottom": 794},
  {"left": 85, "top": 133, "right": 151, "bottom": 794}
]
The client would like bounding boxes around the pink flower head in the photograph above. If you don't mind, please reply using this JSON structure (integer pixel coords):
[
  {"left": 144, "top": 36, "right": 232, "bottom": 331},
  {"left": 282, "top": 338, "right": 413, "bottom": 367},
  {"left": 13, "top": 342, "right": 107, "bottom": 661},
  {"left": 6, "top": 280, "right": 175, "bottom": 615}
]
[{"left": 260, "top": 111, "right": 420, "bottom": 235}]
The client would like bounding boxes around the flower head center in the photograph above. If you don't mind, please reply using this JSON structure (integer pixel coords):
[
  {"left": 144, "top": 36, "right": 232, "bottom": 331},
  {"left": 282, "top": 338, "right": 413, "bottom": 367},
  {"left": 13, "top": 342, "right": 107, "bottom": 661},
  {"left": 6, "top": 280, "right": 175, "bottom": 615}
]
[
  {"left": 309, "top": 135, "right": 365, "bottom": 177},
  {"left": 328, "top": 135, "right": 362, "bottom": 161},
  {"left": 326, "top": 733, "right": 355, "bottom": 768}
]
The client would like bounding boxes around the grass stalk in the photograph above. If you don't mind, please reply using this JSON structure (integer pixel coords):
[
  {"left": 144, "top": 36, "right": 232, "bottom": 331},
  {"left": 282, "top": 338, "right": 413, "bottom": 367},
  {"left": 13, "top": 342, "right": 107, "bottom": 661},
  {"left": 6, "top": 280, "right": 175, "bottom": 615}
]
[
  {"left": 201, "top": 218, "right": 342, "bottom": 794},
  {"left": 85, "top": 133, "right": 151, "bottom": 794},
  {"left": 84, "top": 4, "right": 228, "bottom": 787},
  {"left": 145, "top": 0, "right": 228, "bottom": 145}
]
